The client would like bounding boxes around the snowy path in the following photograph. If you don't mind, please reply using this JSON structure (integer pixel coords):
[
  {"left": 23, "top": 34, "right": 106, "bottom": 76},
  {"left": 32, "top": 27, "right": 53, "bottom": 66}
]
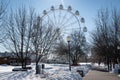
[
  {"left": 83, "top": 70, "right": 120, "bottom": 80},
  {"left": 0, "top": 72, "right": 17, "bottom": 80},
  {"left": 0, "top": 71, "right": 32, "bottom": 80}
]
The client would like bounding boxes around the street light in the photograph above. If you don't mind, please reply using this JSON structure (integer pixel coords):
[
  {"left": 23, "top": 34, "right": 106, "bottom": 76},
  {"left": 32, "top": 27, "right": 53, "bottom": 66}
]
[{"left": 66, "top": 36, "right": 71, "bottom": 71}]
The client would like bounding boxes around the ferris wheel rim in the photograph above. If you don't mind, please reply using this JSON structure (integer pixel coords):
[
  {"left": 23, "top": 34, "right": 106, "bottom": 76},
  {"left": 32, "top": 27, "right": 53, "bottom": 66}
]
[
  {"left": 39, "top": 4, "right": 86, "bottom": 36},
  {"left": 41, "top": 5, "right": 85, "bottom": 23}
]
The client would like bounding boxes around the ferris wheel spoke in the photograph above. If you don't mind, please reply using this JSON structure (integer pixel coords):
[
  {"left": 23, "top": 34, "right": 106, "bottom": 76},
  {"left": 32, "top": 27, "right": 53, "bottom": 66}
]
[
  {"left": 53, "top": 11, "right": 57, "bottom": 26},
  {"left": 47, "top": 15, "right": 50, "bottom": 25},
  {"left": 61, "top": 31, "right": 70, "bottom": 35},
  {"left": 60, "top": 27, "right": 79, "bottom": 34},
  {"left": 61, "top": 20, "right": 78, "bottom": 29},
  {"left": 60, "top": 15, "right": 74, "bottom": 28},
  {"left": 60, "top": 27, "right": 80, "bottom": 33},
  {"left": 58, "top": 10, "right": 61, "bottom": 25},
  {"left": 43, "top": 18, "right": 55, "bottom": 29},
  {"left": 63, "top": 28, "right": 80, "bottom": 31},
  {"left": 60, "top": 11, "right": 68, "bottom": 25},
  {"left": 42, "top": 19, "right": 49, "bottom": 27},
  {"left": 47, "top": 14, "right": 56, "bottom": 27}
]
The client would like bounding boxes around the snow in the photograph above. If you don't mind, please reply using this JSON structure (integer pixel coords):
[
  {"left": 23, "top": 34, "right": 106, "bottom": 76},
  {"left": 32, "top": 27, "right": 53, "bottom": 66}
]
[
  {"left": 0, "top": 63, "right": 91, "bottom": 80},
  {"left": 92, "top": 63, "right": 108, "bottom": 70},
  {"left": 112, "top": 64, "right": 120, "bottom": 74},
  {"left": 0, "top": 64, "right": 14, "bottom": 72},
  {"left": 46, "top": 70, "right": 82, "bottom": 80}
]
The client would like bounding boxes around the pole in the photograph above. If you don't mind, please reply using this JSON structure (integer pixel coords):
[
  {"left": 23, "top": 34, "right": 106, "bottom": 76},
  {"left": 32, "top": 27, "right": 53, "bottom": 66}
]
[{"left": 68, "top": 41, "right": 71, "bottom": 71}]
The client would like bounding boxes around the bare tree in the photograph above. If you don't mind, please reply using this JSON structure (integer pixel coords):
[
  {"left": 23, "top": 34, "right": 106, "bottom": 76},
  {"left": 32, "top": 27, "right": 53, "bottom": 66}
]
[
  {"left": 111, "top": 8, "right": 120, "bottom": 66},
  {"left": 0, "top": 0, "right": 8, "bottom": 42},
  {"left": 31, "top": 16, "right": 60, "bottom": 74},
  {"left": 5, "top": 7, "right": 35, "bottom": 69},
  {"left": 70, "top": 31, "right": 89, "bottom": 65},
  {"left": 91, "top": 8, "right": 120, "bottom": 71},
  {"left": 54, "top": 39, "right": 68, "bottom": 55},
  {"left": 54, "top": 31, "right": 89, "bottom": 65},
  {"left": 53, "top": 38, "right": 68, "bottom": 63}
]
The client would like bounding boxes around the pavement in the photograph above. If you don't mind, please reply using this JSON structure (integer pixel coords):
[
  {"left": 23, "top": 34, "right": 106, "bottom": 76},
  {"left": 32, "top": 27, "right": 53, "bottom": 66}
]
[{"left": 83, "top": 70, "right": 120, "bottom": 80}]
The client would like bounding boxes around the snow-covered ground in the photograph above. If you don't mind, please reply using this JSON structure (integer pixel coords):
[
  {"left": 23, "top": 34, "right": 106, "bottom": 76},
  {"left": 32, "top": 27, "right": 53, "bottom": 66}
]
[
  {"left": 112, "top": 64, "right": 120, "bottom": 74},
  {"left": 0, "top": 63, "right": 91, "bottom": 80}
]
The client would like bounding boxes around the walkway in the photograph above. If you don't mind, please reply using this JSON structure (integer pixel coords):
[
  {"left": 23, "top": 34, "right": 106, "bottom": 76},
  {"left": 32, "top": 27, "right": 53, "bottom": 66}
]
[{"left": 83, "top": 70, "right": 120, "bottom": 80}]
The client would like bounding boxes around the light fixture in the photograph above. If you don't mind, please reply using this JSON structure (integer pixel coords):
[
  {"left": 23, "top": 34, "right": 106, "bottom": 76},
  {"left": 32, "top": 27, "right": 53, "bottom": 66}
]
[{"left": 66, "top": 36, "right": 71, "bottom": 42}]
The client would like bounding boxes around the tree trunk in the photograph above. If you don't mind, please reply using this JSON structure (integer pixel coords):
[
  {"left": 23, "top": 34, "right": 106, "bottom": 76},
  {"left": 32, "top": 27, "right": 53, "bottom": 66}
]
[
  {"left": 36, "top": 54, "right": 41, "bottom": 74},
  {"left": 72, "top": 59, "right": 78, "bottom": 66},
  {"left": 36, "top": 62, "right": 39, "bottom": 74},
  {"left": 107, "top": 57, "right": 110, "bottom": 71}
]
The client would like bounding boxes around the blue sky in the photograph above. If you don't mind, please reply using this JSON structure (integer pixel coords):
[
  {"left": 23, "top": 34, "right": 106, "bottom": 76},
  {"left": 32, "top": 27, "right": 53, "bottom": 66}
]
[
  {"left": 7, "top": 0, "right": 120, "bottom": 38},
  {"left": 0, "top": 0, "right": 120, "bottom": 52},
  {"left": 8, "top": 0, "right": 120, "bottom": 31},
  {"left": 6, "top": 0, "right": 120, "bottom": 33}
]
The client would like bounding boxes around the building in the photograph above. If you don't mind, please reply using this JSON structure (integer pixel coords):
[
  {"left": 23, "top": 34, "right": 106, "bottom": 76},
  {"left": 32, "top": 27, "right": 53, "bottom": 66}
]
[{"left": 0, "top": 52, "right": 31, "bottom": 65}]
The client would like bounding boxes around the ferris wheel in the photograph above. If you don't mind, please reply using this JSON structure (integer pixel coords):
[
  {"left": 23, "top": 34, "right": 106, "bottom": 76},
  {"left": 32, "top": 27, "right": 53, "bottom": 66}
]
[{"left": 40, "top": 4, "right": 87, "bottom": 38}]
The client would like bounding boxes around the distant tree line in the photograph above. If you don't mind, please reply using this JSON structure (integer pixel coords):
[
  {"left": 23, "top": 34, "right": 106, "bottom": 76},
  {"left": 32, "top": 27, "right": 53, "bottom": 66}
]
[{"left": 91, "top": 8, "right": 120, "bottom": 71}]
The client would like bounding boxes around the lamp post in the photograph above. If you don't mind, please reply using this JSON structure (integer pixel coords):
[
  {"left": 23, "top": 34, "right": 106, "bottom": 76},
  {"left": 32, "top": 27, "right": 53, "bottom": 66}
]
[{"left": 66, "top": 36, "right": 71, "bottom": 71}]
